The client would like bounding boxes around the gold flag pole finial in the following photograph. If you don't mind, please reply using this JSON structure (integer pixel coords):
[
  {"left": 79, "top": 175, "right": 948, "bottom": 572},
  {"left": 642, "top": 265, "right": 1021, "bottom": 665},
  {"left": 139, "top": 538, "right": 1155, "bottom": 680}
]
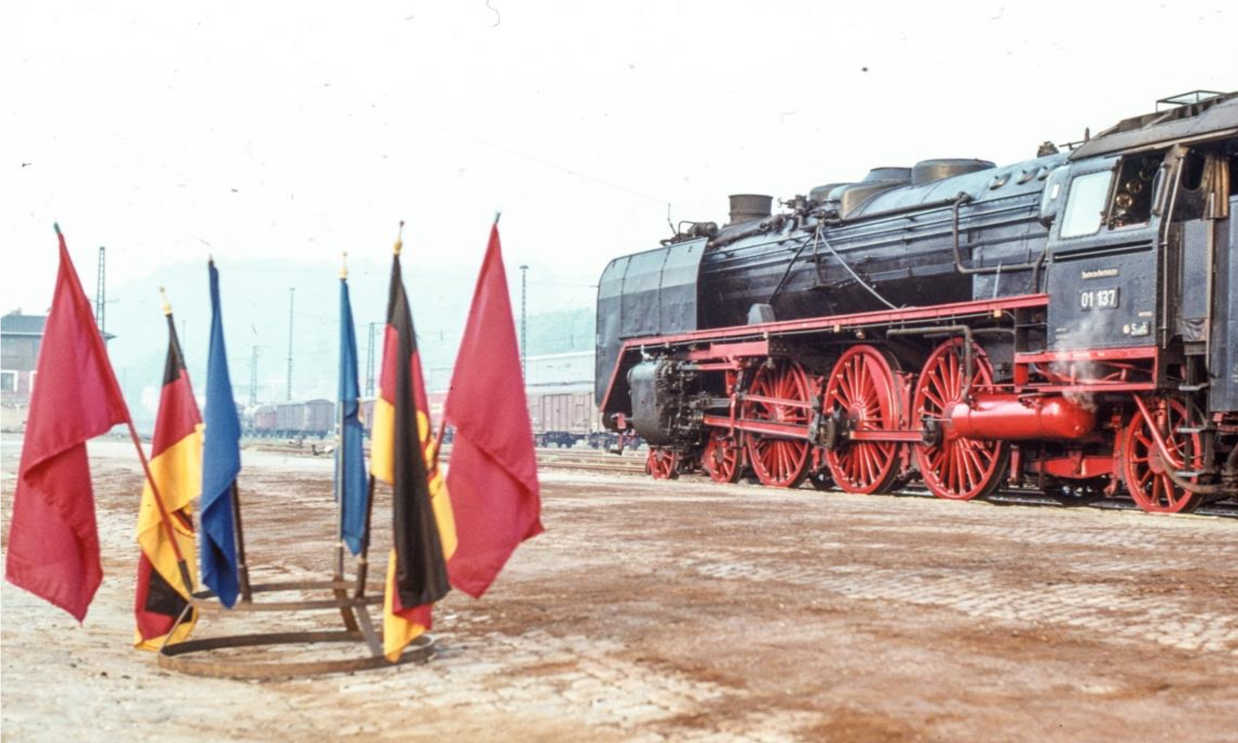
[
  {"left": 340, "top": 251, "right": 349, "bottom": 279},
  {"left": 159, "top": 286, "right": 172, "bottom": 316},
  {"left": 394, "top": 220, "right": 404, "bottom": 256}
]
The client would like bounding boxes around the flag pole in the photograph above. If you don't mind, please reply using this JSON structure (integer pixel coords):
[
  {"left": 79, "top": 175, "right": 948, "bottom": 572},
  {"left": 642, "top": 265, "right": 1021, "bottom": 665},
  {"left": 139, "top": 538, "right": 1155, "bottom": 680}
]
[
  {"left": 334, "top": 252, "right": 348, "bottom": 582},
  {"left": 230, "top": 481, "right": 253, "bottom": 602},
  {"left": 331, "top": 253, "right": 361, "bottom": 631},
  {"left": 353, "top": 474, "right": 377, "bottom": 598}
]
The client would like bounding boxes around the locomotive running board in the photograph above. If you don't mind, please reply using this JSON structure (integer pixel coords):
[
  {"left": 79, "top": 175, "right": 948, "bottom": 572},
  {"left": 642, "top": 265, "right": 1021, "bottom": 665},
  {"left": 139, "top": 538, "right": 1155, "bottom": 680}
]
[{"left": 600, "top": 293, "right": 1049, "bottom": 414}]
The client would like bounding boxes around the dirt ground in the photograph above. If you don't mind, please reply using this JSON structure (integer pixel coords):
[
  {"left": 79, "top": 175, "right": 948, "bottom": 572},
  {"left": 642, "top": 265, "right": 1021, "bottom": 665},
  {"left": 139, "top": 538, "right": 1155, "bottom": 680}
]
[{"left": 2, "top": 436, "right": 1236, "bottom": 742}]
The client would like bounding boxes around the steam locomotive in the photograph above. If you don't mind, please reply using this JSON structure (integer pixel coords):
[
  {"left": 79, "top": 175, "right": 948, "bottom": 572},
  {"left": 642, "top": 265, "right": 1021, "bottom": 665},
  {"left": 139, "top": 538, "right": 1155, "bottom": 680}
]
[{"left": 596, "top": 90, "right": 1238, "bottom": 514}]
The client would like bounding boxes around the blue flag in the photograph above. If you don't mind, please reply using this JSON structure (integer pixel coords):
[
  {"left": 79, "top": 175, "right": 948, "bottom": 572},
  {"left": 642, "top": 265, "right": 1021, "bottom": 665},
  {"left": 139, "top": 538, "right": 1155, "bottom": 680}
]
[
  {"left": 200, "top": 260, "right": 241, "bottom": 607},
  {"left": 336, "top": 275, "right": 368, "bottom": 554}
]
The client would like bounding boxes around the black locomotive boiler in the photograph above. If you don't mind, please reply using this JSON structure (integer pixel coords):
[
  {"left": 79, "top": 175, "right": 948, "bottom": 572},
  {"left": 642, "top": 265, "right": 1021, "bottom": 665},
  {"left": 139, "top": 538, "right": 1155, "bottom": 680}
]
[{"left": 595, "top": 91, "right": 1238, "bottom": 514}]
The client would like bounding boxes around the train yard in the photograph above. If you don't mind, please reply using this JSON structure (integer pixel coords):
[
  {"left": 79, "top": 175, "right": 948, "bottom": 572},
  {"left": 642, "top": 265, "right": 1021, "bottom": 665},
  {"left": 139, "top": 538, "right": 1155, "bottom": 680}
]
[
  {"left": 246, "top": 438, "right": 1238, "bottom": 517},
  {"left": 2, "top": 435, "right": 1235, "bottom": 741}
]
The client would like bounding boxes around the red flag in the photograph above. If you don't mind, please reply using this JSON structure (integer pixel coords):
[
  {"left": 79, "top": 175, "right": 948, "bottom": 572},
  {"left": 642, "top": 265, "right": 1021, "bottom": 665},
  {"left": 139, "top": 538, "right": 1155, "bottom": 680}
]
[
  {"left": 444, "top": 223, "right": 543, "bottom": 598},
  {"left": 5, "top": 227, "right": 130, "bottom": 621}
]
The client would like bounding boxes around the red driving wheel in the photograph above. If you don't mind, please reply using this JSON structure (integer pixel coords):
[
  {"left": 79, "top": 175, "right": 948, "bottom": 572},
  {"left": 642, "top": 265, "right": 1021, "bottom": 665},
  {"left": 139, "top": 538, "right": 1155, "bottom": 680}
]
[
  {"left": 646, "top": 447, "right": 679, "bottom": 480},
  {"left": 702, "top": 429, "right": 743, "bottom": 483},
  {"left": 822, "top": 345, "right": 902, "bottom": 494},
  {"left": 1121, "top": 397, "right": 1203, "bottom": 514},
  {"left": 912, "top": 338, "right": 1008, "bottom": 500},
  {"left": 742, "top": 360, "right": 812, "bottom": 488}
]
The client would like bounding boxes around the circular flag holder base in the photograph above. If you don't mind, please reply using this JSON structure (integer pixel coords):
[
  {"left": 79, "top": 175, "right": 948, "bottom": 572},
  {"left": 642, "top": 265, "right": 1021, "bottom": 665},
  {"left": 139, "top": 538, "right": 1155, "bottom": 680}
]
[{"left": 156, "top": 578, "right": 432, "bottom": 679}]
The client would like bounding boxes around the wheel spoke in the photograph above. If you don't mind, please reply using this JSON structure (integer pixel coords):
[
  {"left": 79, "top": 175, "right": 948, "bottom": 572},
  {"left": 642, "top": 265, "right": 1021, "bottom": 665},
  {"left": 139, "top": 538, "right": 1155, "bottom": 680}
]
[
  {"left": 932, "top": 367, "right": 950, "bottom": 404},
  {"left": 950, "top": 445, "right": 963, "bottom": 493},
  {"left": 959, "top": 445, "right": 979, "bottom": 490},
  {"left": 866, "top": 446, "right": 878, "bottom": 485},
  {"left": 947, "top": 348, "right": 959, "bottom": 398}
]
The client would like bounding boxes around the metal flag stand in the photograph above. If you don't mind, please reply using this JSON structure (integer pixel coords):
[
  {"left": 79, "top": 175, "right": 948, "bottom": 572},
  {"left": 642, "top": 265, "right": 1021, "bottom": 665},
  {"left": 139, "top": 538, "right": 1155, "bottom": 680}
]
[
  {"left": 153, "top": 477, "right": 429, "bottom": 679},
  {"left": 154, "top": 254, "right": 435, "bottom": 679}
]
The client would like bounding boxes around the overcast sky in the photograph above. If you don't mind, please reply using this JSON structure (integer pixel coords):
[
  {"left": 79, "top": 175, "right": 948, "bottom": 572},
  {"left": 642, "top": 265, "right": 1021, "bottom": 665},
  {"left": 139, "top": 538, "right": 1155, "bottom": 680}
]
[{"left": 3, "top": 0, "right": 1235, "bottom": 320}]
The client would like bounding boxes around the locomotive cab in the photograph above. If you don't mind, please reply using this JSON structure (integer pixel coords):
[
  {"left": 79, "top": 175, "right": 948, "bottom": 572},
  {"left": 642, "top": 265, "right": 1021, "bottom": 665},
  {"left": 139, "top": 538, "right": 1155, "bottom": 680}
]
[
  {"left": 1043, "top": 136, "right": 1237, "bottom": 349},
  {"left": 1041, "top": 151, "right": 1165, "bottom": 351}
]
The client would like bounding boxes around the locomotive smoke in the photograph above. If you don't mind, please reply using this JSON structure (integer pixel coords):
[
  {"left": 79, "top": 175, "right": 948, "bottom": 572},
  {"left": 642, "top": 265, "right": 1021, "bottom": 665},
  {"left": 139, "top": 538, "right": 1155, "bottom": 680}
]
[{"left": 1050, "top": 313, "right": 1106, "bottom": 412}]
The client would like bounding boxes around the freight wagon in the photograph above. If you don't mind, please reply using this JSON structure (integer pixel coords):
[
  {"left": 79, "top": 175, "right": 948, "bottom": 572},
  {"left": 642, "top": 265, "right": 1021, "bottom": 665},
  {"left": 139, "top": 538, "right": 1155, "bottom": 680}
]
[
  {"left": 528, "top": 387, "right": 607, "bottom": 447},
  {"left": 248, "top": 398, "right": 334, "bottom": 438}
]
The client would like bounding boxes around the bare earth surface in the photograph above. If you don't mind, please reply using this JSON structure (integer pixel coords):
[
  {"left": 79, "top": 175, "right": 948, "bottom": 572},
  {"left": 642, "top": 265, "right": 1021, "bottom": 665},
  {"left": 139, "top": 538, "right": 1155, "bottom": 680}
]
[{"left": 2, "top": 436, "right": 1236, "bottom": 742}]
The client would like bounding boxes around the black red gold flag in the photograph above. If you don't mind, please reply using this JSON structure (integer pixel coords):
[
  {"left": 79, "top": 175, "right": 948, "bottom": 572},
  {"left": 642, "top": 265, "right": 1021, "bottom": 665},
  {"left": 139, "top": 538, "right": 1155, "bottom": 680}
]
[
  {"left": 370, "top": 235, "right": 457, "bottom": 661},
  {"left": 134, "top": 305, "right": 202, "bottom": 648}
]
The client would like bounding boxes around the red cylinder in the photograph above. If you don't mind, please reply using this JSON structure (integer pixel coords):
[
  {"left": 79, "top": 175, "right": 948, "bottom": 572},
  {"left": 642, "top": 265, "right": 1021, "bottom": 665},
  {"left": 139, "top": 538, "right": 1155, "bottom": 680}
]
[{"left": 944, "top": 394, "right": 1095, "bottom": 441}]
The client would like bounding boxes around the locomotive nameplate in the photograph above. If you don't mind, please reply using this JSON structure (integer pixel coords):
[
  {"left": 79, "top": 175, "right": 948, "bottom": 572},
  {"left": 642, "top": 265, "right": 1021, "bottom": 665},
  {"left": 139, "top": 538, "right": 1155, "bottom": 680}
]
[{"left": 1079, "top": 287, "right": 1119, "bottom": 310}]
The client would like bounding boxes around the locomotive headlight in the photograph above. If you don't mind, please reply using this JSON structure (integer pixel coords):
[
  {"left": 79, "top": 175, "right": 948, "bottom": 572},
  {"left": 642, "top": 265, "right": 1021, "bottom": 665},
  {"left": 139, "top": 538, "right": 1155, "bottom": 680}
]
[
  {"left": 1114, "top": 192, "right": 1134, "bottom": 210},
  {"left": 1125, "top": 180, "right": 1143, "bottom": 195}
]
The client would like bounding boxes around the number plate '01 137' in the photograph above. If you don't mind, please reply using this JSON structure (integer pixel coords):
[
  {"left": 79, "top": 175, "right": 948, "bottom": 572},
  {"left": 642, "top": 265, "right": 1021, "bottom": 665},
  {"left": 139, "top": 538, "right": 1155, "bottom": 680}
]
[{"left": 1080, "top": 287, "right": 1119, "bottom": 310}]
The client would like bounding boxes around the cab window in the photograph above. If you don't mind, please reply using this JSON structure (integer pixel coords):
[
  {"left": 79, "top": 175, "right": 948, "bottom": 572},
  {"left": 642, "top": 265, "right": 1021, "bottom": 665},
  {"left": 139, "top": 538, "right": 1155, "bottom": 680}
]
[
  {"left": 1108, "top": 152, "right": 1161, "bottom": 228},
  {"left": 1059, "top": 171, "right": 1111, "bottom": 238}
]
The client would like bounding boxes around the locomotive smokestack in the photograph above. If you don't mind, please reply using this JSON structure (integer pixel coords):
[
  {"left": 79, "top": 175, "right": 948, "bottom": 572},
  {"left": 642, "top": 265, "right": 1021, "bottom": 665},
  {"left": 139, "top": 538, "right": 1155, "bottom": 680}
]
[{"left": 728, "top": 194, "right": 772, "bottom": 225}]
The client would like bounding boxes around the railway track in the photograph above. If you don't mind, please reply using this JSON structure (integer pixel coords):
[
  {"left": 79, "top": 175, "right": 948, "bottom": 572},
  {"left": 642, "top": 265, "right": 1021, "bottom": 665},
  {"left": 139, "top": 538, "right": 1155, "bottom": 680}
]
[
  {"left": 533, "top": 447, "right": 1238, "bottom": 518},
  {"left": 534, "top": 448, "right": 649, "bottom": 474},
  {"left": 241, "top": 440, "right": 1237, "bottom": 517}
]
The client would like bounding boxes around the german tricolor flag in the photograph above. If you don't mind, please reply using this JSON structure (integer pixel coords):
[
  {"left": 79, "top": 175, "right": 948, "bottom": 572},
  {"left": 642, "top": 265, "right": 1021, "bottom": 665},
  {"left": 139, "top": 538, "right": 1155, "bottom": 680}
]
[
  {"left": 371, "top": 234, "right": 456, "bottom": 662},
  {"left": 134, "top": 300, "right": 202, "bottom": 649}
]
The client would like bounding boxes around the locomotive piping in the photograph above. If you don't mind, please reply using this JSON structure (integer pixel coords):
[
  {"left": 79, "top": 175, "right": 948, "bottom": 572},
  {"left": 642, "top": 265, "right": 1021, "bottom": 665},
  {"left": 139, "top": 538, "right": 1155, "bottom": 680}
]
[
  {"left": 766, "top": 222, "right": 900, "bottom": 311},
  {"left": 815, "top": 225, "right": 899, "bottom": 310},
  {"left": 766, "top": 231, "right": 816, "bottom": 306},
  {"left": 949, "top": 192, "right": 1046, "bottom": 280}
]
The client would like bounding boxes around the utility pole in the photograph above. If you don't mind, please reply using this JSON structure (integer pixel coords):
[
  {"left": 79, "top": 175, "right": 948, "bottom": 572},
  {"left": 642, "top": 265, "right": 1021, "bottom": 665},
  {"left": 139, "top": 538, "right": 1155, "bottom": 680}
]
[
  {"left": 365, "top": 321, "right": 378, "bottom": 397},
  {"left": 95, "top": 246, "right": 106, "bottom": 338},
  {"left": 519, "top": 264, "right": 528, "bottom": 379},
  {"left": 286, "top": 288, "right": 295, "bottom": 401},
  {"left": 249, "top": 346, "right": 261, "bottom": 406}
]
